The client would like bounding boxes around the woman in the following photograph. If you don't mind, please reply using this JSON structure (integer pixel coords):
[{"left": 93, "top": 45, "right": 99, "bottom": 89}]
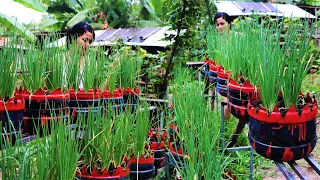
[
  {"left": 214, "top": 12, "right": 232, "bottom": 34},
  {"left": 66, "top": 22, "right": 95, "bottom": 55},
  {"left": 214, "top": 12, "right": 247, "bottom": 148},
  {"left": 66, "top": 22, "right": 95, "bottom": 89},
  {"left": 214, "top": 12, "right": 231, "bottom": 120}
]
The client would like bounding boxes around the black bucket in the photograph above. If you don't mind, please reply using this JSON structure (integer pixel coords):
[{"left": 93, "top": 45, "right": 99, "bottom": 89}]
[
  {"left": 20, "top": 89, "right": 69, "bottom": 135},
  {"left": 247, "top": 100, "right": 318, "bottom": 162}
]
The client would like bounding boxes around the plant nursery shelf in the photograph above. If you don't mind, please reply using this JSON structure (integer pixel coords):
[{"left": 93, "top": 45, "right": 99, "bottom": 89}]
[{"left": 275, "top": 155, "right": 320, "bottom": 180}]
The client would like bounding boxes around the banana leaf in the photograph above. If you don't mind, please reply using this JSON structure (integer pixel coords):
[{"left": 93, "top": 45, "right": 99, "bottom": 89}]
[
  {"left": 13, "top": 0, "right": 47, "bottom": 12},
  {"left": 0, "top": 13, "right": 36, "bottom": 41}
]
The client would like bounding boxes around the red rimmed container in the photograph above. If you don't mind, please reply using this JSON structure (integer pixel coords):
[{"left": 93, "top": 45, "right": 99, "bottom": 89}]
[
  {"left": 19, "top": 88, "right": 69, "bottom": 135},
  {"left": 203, "top": 57, "right": 213, "bottom": 76},
  {"left": 69, "top": 88, "right": 102, "bottom": 120},
  {"left": 129, "top": 155, "right": 155, "bottom": 179},
  {"left": 76, "top": 164, "right": 130, "bottom": 180},
  {"left": 0, "top": 97, "right": 24, "bottom": 145},
  {"left": 169, "top": 124, "right": 178, "bottom": 143},
  {"left": 169, "top": 141, "right": 186, "bottom": 168},
  {"left": 227, "top": 78, "right": 255, "bottom": 120},
  {"left": 148, "top": 128, "right": 168, "bottom": 175},
  {"left": 121, "top": 87, "right": 140, "bottom": 112},
  {"left": 248, "top": 93, "right": 318, "bottom": 161},
  {"left": 216, "top": 69, "right": 229, "bottom": 97},
  {"left": 101, "top": 88, "right": 123, "bottom": 113},
  {"left": 208, "top": 61, "right": 222, "bottom": 84}
]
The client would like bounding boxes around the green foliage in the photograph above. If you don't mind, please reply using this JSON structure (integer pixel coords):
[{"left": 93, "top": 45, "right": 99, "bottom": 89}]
[
  {"left": 13, "top": 0, "right": 47, "bottom": 12},
  {"left": 301, "top": 72, "right": 320, "bottom": 98},
  {"left": 20, "top": 42, "right": 48, "bottom": 93},
  {"left": 172, "top": 67, "right": 227, "bottom": 178},
  {"left": 0, "top": 13, "right": 37, "bottom": 41},
  {"left": 0, "top": 39, "right": 20, "bottom": 99},
  {"left": 117, "top": 46, "right": 143, "bottom": 89},
  {"left": 131, "top": 103, "right": 151, "bottom": 157},
  {"left": 67, "top": 7, "right": 98, "bottom": 27}
]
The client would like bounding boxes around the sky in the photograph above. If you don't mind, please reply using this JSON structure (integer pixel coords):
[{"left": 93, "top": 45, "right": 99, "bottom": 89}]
[{"left": 1, "top": 0, "right": 43, "bottom": 24}]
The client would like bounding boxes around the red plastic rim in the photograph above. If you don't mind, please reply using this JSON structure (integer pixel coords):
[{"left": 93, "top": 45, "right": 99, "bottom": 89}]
[
  {"left": 169, "top": 142, "right": 184, "bottom": 156},
  {"left": 76, "top": 164, "right": 129, "bottom": 178},
  {"left": 150, "top": 141, "right": 166, "bottom": 150},
  {"left": 0, "top": 98, "right": 25, "bottom": 111},
  {"left": 69, "top": 88, "right": 102, "bottom": 100},
  {"left": 129, "top": 155, "right": 155, "bottom": 164},
  {"left": 203, "top": 57, "right": 214, "bottom": 65},
  {"left": 148, "top": 128, "right": 168, "bottom": 140},
  {"left": 228, "top": 102, "right": 246, "bottom": 117},
  {"left": 217, "top": 69, "right": 229, "bottom": 79},
  {"left": 228, "top": 78, "right": 255, "bottom": 94},
  {"left": 20, "top": 88, "right": 70, "bottom": 102},
  {"left": 248, "top": 96, "right": 318, "bottom": 124},
  {"left": 121, "top": 87, "right": 140, "bottom": 95},
  {"left": 102, "top": 88, "right": 123, "bottom": 98}
]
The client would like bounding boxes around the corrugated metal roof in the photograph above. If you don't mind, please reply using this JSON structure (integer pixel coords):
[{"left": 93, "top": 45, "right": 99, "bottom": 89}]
[
  {"left": 94, "top": 27, "right": 162, "bottom": 43},
  {"left": 214, "top": 1, "right": 316, "bottom": 18},
  {"left": 49, "top": 26, "right": 176, "bottom": 47}
]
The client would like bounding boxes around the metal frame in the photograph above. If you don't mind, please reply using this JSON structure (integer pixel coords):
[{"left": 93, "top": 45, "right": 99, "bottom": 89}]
[
  {"left": 220, "top": 102, "right": 254, "bottom": 180},
  {"left": 274, "top": 155, "right": 320, "bottom": 180}
]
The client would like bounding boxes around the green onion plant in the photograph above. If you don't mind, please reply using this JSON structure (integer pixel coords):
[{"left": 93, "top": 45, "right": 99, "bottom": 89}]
[
  {"left": 117, "top": 47, "right": 142, "bottom": 89},
  {"left": 280, "top": 20, "right": 315, "bottom": 108},
  {"left": 0, "top": 37, "right": 20, "bottom": 99},
  {"left": 131, "top": 102, "right": 151, "bottom": 158},
  {"left": 65, "top": 42, "right": 82, "bottom": 91},
  {"left": 20, "top": 40, "right": 48, "bottom": 94},
  {"left": 172, "top": 66, "right": 228, "bottom": 179},
  {"left": 81, "top": 47, "right": 106, "bottom": 92}
]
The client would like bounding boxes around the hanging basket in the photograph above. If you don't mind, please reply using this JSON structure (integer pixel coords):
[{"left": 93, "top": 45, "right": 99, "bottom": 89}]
[
  {"left": 248, "top": 93, "right": 318, "bottom": 161},
  {"left": 69, "top": 88, "right": 102, "bottom": 120},
  {"left": 227, "top": 78, "right": 255, "bottom": 120},
  {"left": 0, "top": 97, "right": 24, "bottom": 132},
  {"left": 0, "top": 96, "right": 24, "bottom": 146},
  {"left": 19, "top": 88, "right": 69, "bottom": 135},
  {"left": 129, "top": 155, "right": 155, "bottom": 180},
  {"left": 76, "top": 164, "right": 130, "bottom": 180},
  {"left": 120, "top": 87, "right": 140, "bottom": 112},
  {"left": 217, "top": 69, "right": 229, "bottom": 97}
]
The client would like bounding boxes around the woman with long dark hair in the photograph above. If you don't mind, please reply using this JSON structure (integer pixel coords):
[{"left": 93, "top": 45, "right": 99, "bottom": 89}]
[
  {"left": 214, "top": 12, "right": 232, "bottom": 34},
  {"left": 66, "top": 22, "right": 95, "bottom": 54}
]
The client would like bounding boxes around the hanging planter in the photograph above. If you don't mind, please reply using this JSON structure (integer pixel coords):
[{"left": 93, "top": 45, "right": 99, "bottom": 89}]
[
  {"left": 203, "top": 57, "right": 213, "bottom": 72},
  {"left": 227, "top": 78, "right": 255, "bottom": 120},
  {"left": 169, "top": 123, "right": 178, "bottom": 143},
  {"left": 248, "top": 93, "right": 318, "bottom": 161},
  {"left": 122, "top": 87, "right": 140, "bottom": 104},
  {"left": 217, "top": 68, "right": 229, "bottom": 97},
  {"left": 0, "top": 97, "right": 24, "bottom": 145},
  {"left": 208, "top": 62, "right": 222, "bottom": 84},
  {"left": 120, "top": 87, "right": 140, "bottom": 112},
  {"left": 148, "top": 128, "right": 168, "bottom": 175},
  {"left": 169, "top": 141, "right": 186, "bottom": 168},
  {"left": 129, "top": 155, "right": 155, "bottom": 180},
  {"left": 101, "top": 88, "right": 123, "bottom": 111},
  {"left": 226, "top": 78, "right": 256, "bottom": 147},
  {"left": 69, "top": 88, "right": 103, "bottom": 120},
  {"left": 203, "top": 57, "right": 213, "bottom": 77},
  {"left": 20, "top": 88, "right": 69, "bottom": 135},
  {"left": 76, "top": 164, "right": 130, "bottom": 180}
]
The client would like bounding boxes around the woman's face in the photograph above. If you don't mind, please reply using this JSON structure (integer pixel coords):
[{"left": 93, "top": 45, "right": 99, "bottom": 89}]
[
  {"left": 76, "top": 31, "right": 93, "bottom": 54},
  {"left": 215, "top": 17, "right": 230, "bottom": 34}
]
